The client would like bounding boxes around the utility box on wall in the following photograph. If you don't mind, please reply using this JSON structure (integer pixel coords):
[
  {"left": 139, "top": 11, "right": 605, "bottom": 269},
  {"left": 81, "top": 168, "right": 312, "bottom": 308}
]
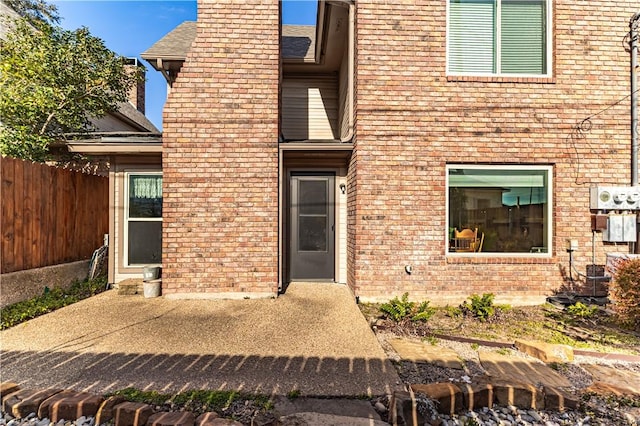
[
  {"left": 590, "top": 186, "right": 640, "bottom": 210},
  {"left": 603, "top": 214, "right": 637, "bottom": 242}
]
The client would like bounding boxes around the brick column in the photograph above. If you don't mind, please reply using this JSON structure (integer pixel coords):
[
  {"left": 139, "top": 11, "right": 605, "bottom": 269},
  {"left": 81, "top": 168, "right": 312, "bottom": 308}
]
[{"left": 162, "top": 0, "right": 280, "bottom": 297}]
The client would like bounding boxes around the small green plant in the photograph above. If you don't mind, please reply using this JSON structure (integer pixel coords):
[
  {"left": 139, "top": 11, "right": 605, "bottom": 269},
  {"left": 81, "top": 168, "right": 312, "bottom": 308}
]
[
  {"left": 380, "top": 293, "right": 435, "bottom": 323},
  {"left": 286, "top": 389, "right": 301, "bottom": 400},
  {"left": 566, "top": 301, "right": 598, "bottom": 319},
  {"left": 470, "top": 343, "right": 480, "bottom": 351},
  {"left": 109, "top": 388, "right": 169, "bottom": 406},
  {"left": 460, "top": 293, "right": 498, "bottom": 322},
  {"left": 412, "top": 301, "right": 437, "bottom": 322},
  {"left": 0, "top": 276, "right": 107, "bottom": 330},
  {"left": 443, "top": 304, "right": 462, "bottom": 318},
  {"left": 495, "top": 347, "right": 512, "bottom": 356},
  {"left": 423, "top": 335, "right": 438, "bottom": 346}
]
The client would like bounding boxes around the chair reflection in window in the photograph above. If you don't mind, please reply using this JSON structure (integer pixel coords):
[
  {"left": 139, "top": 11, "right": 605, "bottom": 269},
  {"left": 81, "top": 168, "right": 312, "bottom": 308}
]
[{"left": 453, "top": 228, "right": 484, "bottom": 253}]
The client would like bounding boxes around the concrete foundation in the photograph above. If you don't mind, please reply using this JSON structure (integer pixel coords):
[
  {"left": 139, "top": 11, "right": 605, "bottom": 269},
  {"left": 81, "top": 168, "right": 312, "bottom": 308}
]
[{"left": 0, "top": 260, "right": 90, "bottom": 308}]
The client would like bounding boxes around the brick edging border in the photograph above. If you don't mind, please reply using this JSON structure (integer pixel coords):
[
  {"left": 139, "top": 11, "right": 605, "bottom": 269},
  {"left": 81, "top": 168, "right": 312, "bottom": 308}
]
[{"left": 433, "top": 333, "right": 640, "bottom": 362}]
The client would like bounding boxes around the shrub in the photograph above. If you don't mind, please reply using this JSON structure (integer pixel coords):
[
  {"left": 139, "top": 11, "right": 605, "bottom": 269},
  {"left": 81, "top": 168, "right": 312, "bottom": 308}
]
[
  {"left": 0, "top": 276, "right": 106, "bottom": 330},
  {"left": 566, "top": 301, "right": 598, "bottom": 319},
  {"left": 459, "top": 293, "right": 504, "bottom": 322},
  {"left": 610, "top": 258, "right": 640, "bottom": 330},
  {"left": 380, "top": 293, "right": 435, "bottom": 323}
]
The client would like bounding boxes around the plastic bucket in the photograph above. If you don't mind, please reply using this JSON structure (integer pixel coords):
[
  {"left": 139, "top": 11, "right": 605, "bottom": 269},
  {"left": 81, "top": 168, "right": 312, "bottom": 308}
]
[
  {"left": 143, "top": 280, "right": 161, "bottom": 298},
  {"left": 143, "top": 266, "right": 161, "bottom": 281}
]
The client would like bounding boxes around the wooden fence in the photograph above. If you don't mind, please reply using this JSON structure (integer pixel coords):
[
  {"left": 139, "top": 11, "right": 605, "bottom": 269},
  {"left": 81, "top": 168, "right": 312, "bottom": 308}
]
[{"left": 1, "top": 157, "right": 109, "bottom": 274}]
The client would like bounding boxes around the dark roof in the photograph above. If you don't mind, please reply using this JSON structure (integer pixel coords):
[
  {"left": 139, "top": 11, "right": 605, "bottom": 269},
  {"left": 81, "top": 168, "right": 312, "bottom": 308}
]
[
  {"left": 282, "top": 25, "right": 315, "bottom": 60},
  {"left": 111, "top": 101, "right": 160, "bottom": 133},
  {"left": 142, "top": 22, "right": 315, "bottom": 62},
  {"left": 141, "top": 21, "right": 196, "bottom": 61}
]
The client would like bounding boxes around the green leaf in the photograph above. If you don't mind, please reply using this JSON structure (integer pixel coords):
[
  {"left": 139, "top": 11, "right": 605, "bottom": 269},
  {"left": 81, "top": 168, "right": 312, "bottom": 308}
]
[{"left": 0, "top": 18, "right": 142, "bottom": 161}]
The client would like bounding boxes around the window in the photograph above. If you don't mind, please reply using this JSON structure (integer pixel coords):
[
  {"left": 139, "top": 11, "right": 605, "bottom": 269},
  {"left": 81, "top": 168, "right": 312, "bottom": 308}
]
[
  {"left": 447, "top": 166, "right": 552, "bottom": 254},
  {"left": 126, "top": 173, "right": 162, "bottom": 266},
  {"left": 447, "top": 0, "right": 550, "bottom": 76}
]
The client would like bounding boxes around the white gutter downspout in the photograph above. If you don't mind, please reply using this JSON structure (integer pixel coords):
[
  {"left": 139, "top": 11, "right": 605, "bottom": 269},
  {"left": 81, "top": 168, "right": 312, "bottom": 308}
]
[{"left": 341, "top": 1, "right": 355, "bottom": 142}]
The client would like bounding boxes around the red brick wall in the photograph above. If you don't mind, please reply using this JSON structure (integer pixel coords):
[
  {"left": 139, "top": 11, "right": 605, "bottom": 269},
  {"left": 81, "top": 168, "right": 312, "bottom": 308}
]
[
  {"left": 161, "top": 0, "right": 280, "bottom": 296},
  {"left": 352, "top": 0, "right": 636, "bottom": 304}
]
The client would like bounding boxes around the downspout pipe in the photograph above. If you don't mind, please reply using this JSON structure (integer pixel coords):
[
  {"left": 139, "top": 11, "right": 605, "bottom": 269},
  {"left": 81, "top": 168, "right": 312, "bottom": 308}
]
[
  {"left": 631, "top": 12, "right": 639, "bottom": 186},
  {"left": 347, "top": 1, "right": 354, "bottom": 142},
  {"left": 340, "top": 1, "right": 355, "bottom": 143},
  {"left": 631, "top": 13, "right": 639, "bottom": 254}
]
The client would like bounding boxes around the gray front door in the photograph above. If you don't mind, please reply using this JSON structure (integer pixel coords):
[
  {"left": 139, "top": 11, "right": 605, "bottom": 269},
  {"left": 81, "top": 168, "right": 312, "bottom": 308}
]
[{"left": 289, "top": 173, "right": 335, "bottom": 280}]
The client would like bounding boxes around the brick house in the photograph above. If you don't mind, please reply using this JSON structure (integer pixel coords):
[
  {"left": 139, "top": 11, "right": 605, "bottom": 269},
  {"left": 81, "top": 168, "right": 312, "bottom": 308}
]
[{"left": 95, "top": 0, "right": 639, "bottom": 305}]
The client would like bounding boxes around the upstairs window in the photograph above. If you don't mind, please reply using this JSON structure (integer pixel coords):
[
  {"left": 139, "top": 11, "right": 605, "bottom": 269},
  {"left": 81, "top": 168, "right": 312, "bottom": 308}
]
[{"left": 447, "top": 0, "right": 551, "bottom": 76}]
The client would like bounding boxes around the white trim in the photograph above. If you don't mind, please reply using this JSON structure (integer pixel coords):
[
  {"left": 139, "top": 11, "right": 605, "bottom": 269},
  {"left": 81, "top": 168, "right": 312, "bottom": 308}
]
[
  {"left": 124, "top": 171, "right": 163, "bottom": 268},
  {"left": 445, "top": 0, "right": 553, "bottom": 78},
  {"left": 67, "top": 142, "right": 161, "bottom": 154},
  {"left": 445, "top": 164, "right": 553, "bottom": 257}
]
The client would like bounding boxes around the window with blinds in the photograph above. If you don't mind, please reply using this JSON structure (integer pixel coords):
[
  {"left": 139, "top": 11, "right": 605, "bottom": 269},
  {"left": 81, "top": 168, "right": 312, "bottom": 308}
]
[{"left": 448, "top": 0, "right": 549, "bottom": 76}]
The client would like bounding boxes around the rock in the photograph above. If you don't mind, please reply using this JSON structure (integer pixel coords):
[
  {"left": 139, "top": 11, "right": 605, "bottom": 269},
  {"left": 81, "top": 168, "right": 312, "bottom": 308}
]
[
  {"left": 490, "top": 379, "right": 544, "bottom": 410},
  {"left": 0, "top": 383, "right": 20, "bottom": 399},
  {"left": 147, "top": 411, "right": 195, "bottom": 426},
  {"left": 112, "top": 401, "right": 153, "bottom": 426},
  {"left": 411, "top": 383, "right": 464, "bottom": 415},
  {"left": 543, "top": 386, "right": 579, "bottom": 411},
  {"left": 374, "top": 401, "right": 387, "bottom": 413},
  {"left": 515, "top": 340, "right": 574, "bottom": 364},
  {"left": 38, "top": 390, "right": 103, "bottom": 422},
  {"left": 3, "top": 389, "right": 63, "bottom": 419},
  {"left": 458, "top": 381, "right": 494, "bottom": 411},
  {"left": 527, "top": 410, "right": 543, "bottom": 422},
  {"left": 95, "top": 396, "right": 126, "bottom": 426},
  {"left": 389, "top": 391, "right": 429, "bottom": 426}
]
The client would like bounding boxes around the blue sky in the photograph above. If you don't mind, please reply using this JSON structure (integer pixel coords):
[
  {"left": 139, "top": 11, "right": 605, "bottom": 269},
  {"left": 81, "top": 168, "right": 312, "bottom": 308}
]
[{"left": 52, "top": 1, "right": 317, "bottom": 130}]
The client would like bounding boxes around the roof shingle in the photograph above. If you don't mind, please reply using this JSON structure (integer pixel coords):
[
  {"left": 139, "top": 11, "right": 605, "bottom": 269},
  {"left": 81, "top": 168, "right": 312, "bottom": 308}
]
[{"left": 142, "top": 22, "right": 316, "bottom": 62}]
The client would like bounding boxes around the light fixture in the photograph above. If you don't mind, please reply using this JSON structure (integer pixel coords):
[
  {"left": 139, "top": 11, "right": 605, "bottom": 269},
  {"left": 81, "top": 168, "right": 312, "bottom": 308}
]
[
  {"left": 339, "top": 183, "right": 346, "bottom": 194},
  {"left": 565, "top": 239, "right": 578, "bottom": 252}
]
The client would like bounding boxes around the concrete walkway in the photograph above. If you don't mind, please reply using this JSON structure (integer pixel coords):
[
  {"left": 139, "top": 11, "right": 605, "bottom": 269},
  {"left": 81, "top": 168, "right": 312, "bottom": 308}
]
[{"left": 0, "top": 283, "right": 402, "bottom": 397}]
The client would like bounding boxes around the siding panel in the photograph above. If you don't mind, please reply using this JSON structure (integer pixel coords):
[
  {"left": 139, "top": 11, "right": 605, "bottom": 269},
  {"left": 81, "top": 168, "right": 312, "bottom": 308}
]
[{"left": 282, "top": 77, "right": 339, "bottom": 140}]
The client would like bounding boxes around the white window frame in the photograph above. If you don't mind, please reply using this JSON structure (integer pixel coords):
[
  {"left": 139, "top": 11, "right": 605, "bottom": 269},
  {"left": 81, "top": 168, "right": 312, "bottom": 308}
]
[
  {"left": 446, "top": 0, "right": 553, "bottom": 78},
  {"left": 445, "top": 164, "right": 553, "bottom": 257},
  {"left": 124, "top": 172, "right": 162, "bottom": 267}
]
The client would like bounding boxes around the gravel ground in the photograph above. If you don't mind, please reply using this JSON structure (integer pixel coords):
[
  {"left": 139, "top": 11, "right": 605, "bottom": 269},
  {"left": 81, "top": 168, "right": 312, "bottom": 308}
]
[{"left": 376, "top": 333, "right": 640, "bottom": 426}]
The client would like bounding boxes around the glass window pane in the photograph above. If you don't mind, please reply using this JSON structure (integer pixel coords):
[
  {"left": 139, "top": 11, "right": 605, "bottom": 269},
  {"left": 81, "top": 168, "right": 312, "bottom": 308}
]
[
  {"left": 128, "top": 221, "right": 162, "bottom": 264},
  {"left": 299, "top": 180, "right": 327, "bottom": 215},
  {"left": 449, "top": 168, "right": 549, "bottom": 254},
  {"left": 501, "top": 0, "right": 546, "bottom": 74},
  {"left": 299, "top": 216, "right": 327, "bottom": 251},
  {"left": 448, "top": 0, "right": 549, "bottom": 76},
  {"left": 449, "top": 0, "right": 495, "bottom": 73},
  {"left": 129, "top": 175, "right": 162, "bottom": 218}
]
